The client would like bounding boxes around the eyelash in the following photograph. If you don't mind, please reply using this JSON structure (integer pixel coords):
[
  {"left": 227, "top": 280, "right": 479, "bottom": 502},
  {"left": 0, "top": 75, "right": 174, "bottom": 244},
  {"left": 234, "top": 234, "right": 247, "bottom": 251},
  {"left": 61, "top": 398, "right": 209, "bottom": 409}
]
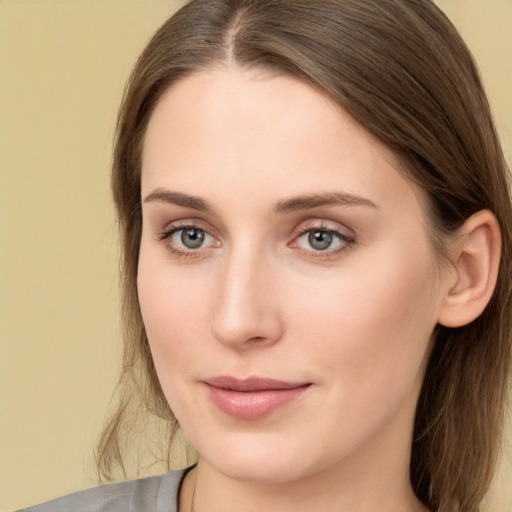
[
  {"left": 157, "top": 222, "right": 217, "bottom": 259},
  {"left": 157, "top": 221, "right": 355, "bottom": 260},
  {"left": 290, "top": 222, "right": 355, "bottom": 259}
]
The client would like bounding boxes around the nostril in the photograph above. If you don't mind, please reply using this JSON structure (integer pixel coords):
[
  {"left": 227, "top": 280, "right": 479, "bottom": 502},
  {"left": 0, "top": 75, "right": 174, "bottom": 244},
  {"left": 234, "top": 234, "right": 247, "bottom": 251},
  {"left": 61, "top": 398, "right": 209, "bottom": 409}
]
[{"left": 245, "top": 336, "right": 272, "bottom": 345}]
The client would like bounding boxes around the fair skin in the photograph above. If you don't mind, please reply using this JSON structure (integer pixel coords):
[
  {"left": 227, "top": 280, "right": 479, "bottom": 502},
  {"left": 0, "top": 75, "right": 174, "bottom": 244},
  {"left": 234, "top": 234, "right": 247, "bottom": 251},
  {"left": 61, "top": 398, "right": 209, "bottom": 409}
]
[{"left": 138, "top": 67, "right": 499, "bottom": 512}]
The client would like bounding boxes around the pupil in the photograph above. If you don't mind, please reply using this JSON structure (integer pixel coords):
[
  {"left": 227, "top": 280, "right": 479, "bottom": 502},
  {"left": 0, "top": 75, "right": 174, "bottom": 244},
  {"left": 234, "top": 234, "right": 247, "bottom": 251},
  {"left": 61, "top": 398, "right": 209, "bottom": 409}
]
[
  {"left": 308, "top": 230, "right": 332, "bottom": 250},
  {"left": 181, "top": 228, "right": 205, "bottom": 249}
]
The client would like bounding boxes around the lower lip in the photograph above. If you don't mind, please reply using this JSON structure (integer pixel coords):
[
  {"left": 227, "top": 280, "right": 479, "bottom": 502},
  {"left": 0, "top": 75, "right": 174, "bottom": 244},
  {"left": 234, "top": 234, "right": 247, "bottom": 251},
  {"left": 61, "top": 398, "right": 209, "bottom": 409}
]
[{"left": 205, "top": 384, "right": 311, "bottom": 421}]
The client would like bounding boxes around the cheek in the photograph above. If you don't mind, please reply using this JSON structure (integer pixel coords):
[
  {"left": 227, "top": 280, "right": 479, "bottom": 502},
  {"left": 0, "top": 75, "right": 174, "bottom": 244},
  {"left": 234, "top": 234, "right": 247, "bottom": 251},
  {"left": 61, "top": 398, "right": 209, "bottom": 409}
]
[
  {"left": 137, "top": 249, "right": 207, "bottom": 372},
  {"left": 288, "top": 244, "right": 439, "bottom": 404},
  {"left": 137, "top": 256, "right": 212, "bottom": 428}
]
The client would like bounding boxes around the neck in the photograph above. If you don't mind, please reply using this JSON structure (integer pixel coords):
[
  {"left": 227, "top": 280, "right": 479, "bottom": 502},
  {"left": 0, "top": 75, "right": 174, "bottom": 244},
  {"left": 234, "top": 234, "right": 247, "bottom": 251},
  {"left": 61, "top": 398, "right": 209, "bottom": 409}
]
[{"left": 187, "top": 464, "right": 425, "bottom": 512}]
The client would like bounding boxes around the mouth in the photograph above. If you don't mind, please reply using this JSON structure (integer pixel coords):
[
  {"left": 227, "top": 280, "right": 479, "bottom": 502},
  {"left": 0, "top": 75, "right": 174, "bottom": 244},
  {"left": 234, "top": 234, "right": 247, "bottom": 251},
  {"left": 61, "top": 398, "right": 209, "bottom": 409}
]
[{"left": 202, "top": 376, "right": 312, "bottom": 421}]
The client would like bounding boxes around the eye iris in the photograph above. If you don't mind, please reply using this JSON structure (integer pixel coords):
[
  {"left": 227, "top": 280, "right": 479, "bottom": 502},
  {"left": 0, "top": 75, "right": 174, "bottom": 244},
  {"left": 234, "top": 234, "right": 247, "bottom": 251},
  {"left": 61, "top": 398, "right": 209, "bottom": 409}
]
[
  {"left": 181, "top": 228, "right": 205, "bottom": 249},
  {"left": 308, "top": 230, "right": 333, "bottom": 250}
]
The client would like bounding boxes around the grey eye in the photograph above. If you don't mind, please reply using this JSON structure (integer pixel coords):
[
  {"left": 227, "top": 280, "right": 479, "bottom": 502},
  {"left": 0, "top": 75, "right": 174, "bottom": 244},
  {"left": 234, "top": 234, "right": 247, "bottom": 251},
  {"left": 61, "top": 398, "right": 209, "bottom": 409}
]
[
  {"left": 180, "top": 228, "right": 206, "bottom": 249},
  {"left": 295, "top": 227, "right": 348, "bottom": 253},
  {"left": 307, "top": 229, "right": 334, "bottom": 251}
]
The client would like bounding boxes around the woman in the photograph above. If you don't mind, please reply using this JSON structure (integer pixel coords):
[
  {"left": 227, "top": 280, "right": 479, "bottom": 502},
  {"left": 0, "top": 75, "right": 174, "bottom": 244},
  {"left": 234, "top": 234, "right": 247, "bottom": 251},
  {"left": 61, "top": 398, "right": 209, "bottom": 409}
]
[{"left": 20, "top": 0, "right": 512, "bottom": 511}]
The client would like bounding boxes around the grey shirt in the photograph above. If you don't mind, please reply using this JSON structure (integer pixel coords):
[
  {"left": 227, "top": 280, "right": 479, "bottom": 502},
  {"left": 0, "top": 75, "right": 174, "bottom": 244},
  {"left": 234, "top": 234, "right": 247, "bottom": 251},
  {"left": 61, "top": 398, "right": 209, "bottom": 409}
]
[{"left": 17, "top": 468, "right": 189, "bottom": 512}]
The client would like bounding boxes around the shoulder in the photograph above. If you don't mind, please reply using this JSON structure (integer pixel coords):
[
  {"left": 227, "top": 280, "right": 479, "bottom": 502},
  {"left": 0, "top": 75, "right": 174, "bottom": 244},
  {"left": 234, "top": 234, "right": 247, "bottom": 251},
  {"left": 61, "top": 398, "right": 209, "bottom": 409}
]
[{"left": 16, "top": 468, "right": 189, "bottom": 512}]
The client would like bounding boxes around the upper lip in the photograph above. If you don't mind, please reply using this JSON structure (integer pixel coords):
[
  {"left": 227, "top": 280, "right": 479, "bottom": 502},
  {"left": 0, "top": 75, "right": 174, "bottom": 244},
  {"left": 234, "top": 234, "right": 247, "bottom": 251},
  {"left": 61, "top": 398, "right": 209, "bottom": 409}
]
[{"left": 203, "top": 376, "right": 311, "bottom": 392}]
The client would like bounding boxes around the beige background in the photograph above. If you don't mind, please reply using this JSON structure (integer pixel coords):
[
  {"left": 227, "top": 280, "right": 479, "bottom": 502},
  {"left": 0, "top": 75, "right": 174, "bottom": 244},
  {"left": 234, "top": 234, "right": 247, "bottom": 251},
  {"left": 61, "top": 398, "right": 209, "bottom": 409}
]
[{"left": 0, "top": 1, "right": 511, "bottom": 511}]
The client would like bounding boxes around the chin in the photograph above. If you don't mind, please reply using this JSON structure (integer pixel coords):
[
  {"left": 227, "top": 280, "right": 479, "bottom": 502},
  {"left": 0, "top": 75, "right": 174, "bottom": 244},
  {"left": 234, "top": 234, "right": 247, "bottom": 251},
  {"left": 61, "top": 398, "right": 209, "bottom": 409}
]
[
  {"left": 197, "top": 431, "right": 326, "bottom": 485},
  {"left": 215, "top": 457, "right": 306, "bottom": 484}
]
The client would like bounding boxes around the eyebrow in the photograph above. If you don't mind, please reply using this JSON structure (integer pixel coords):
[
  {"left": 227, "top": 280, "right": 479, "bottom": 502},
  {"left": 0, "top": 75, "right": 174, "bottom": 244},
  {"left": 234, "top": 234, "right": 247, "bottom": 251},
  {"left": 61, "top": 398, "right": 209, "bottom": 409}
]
[
  {"left": 272, "top": 192, "right": 378, "bottom": 214},
  {"left": 143, "top": 188, "right": 212, "bottom": 212},
  {"left": 143, "top": 188, "right": 378, "bottom": 214}
]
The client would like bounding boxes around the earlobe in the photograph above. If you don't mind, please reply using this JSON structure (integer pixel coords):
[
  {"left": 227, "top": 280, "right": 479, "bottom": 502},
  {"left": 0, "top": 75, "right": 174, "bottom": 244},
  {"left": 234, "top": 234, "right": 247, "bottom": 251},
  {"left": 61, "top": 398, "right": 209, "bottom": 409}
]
[{"left": 437, "top": 210, "right": 501, "bottom": 328}]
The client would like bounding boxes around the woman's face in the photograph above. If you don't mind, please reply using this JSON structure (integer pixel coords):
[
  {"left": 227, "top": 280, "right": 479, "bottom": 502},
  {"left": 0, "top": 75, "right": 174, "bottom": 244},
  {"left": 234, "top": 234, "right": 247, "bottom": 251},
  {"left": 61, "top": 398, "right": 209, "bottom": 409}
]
[{"left": 138, "top": 68, "right": 449, "bottom": 484}]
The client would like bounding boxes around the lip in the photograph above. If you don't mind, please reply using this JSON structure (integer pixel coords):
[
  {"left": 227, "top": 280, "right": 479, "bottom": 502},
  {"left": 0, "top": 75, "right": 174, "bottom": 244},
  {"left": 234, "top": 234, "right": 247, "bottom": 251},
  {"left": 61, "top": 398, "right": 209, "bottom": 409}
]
[{"left": 203, "top": 376, "right": 312, "bottom": 421}]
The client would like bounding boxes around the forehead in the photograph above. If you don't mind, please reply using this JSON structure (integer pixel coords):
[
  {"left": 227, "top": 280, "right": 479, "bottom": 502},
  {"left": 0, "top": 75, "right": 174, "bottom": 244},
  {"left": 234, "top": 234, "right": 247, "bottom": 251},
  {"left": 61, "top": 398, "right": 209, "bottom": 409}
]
[
  {"left": 142, "top": 68, "right": 354, "bottom": 168},
  {"left": 141, "top": 68, "right": 423, "bottom": 217}
]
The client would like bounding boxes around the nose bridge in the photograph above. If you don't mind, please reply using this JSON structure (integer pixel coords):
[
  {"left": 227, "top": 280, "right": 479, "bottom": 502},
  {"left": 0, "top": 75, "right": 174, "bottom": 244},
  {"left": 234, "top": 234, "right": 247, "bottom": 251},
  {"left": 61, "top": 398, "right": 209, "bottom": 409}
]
[{"left": 211, "top": 239, "right": 282, "bottom": 348}]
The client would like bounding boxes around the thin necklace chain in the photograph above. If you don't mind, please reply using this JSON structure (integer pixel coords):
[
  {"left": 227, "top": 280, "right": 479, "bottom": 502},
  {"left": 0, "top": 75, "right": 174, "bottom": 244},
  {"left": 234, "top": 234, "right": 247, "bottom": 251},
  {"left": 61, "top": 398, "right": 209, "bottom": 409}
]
[{"left": 190, "top": 469, "right": 198, "bottom": 512}]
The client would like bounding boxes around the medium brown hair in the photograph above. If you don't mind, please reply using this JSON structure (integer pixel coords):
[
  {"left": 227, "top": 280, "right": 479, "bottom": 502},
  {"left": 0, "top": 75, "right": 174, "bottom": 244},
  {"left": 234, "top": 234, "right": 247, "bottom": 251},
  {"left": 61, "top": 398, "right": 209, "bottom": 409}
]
[{"left": 98, "top": 1, "right": 512, "bottom": 510}]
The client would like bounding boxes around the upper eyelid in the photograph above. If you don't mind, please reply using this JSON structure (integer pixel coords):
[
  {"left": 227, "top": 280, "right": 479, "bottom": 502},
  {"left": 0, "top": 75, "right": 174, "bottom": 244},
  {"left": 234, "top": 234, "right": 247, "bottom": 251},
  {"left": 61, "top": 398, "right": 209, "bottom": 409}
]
[
  {"left": 291, "top": 218, "right": 354, "bottom": 238},
  {"left": 296, "top": 228, "right": 351, "bottom": 240},
  {"left": 159, "top": 219, "right": 219, "bottom": 237},
  {"left": 293, "top": 227, "right": 353, "bottom": 246}
]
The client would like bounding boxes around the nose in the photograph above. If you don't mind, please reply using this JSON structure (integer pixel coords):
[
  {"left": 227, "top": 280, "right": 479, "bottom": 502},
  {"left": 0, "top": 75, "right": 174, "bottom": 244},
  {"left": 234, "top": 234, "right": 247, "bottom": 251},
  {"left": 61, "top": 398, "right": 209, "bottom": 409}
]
[{"left": 211, "top": 246, "right": 284, "bottom": 349}]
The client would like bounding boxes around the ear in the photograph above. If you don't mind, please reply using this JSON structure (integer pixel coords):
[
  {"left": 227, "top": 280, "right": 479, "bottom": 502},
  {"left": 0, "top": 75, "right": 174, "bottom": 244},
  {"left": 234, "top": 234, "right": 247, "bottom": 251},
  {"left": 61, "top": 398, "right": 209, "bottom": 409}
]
[{"left": 437, "top": 210, "right": 501, "bottom": 328}]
